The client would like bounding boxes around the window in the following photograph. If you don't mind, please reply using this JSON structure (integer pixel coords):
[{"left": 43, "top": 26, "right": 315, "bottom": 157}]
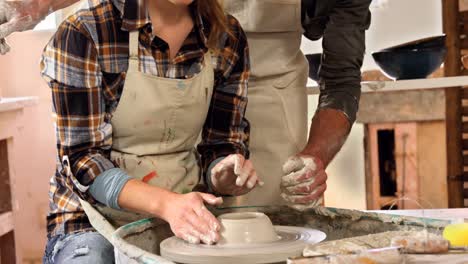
[{"left": 377, "top": 129, "right": 398, "bottom": 209}]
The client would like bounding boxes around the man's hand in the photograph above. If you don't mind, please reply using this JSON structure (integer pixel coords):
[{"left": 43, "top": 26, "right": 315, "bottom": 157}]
[
  {"left": 210, "top": 154, "right": 262, "bottom": 196},
  {"left": 281, "top": 155, "right": 327, "bottom": 207},
  {"left": 280, "top": 109, "right": 351, "bottom": 208}
]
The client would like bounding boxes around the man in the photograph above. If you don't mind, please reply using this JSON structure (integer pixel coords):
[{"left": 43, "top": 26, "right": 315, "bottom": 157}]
[
  {"left": 223, "top": 0, "right": 372, "bottom": 208},
  {"left": 0, "top": 0, "right": 371, "bottom": 209}
]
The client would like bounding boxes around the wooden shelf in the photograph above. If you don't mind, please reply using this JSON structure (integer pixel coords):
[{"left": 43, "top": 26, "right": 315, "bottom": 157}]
[
  {"left": 0, "top": 211, "right": 13, "bottom": 237},
  {"left": 0, "top": 97, "right": 38, "bottom": 114},
  {"left": 0, "top": 113, "right": 19, "bottom": 263},
  {"left": 307, "top": 76, "right": 468, "bottom": 95}
]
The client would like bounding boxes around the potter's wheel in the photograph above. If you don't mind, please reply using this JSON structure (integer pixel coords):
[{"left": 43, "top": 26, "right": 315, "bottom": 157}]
[{"left": 160, "top": 225, "right": 326, "bottom": 264}]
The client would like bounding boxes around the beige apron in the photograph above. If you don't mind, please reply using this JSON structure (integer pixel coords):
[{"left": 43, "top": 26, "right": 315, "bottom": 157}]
[
  {"left": 224, "top": 0, "right": 309, "bottom": 206},
  {"left": 80, "top": 30, "right": 215, "bottom": 240}
]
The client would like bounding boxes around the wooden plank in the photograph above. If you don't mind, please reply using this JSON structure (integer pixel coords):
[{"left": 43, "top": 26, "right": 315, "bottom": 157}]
[
  {"left": 366, "top": 124, "right": 396, "bottom": 210},
  {"left": 356, "top": 90, "right": 445, "bottom": 124},
  {"left": 461, "top": 24, "right": 468, "bottom": 37},
  {"left": 446, "top": 87, "right": 465, "bottom": 208},
  {"left": 461, "top": 68, "right": 468, "bottom": 76},
  {"left": 0, "top": 140, "right": 12, "bottom": 213},
  {"left": 0, "top": 212, "right": 13, "bottom": 237},
  {"left": 367, "top": 124, "right": 381, "bottom": 210},
  {"left": 395, "top": 124, "right": 419, "bottom": 209},
  {"left": 465, "top": 188, "right": 468, "bottom": 197},
  {"left": 417, "top": 122, "right": 449, "bottom": 208},
  {"left": 461, "top": 0, "right": 468, "bottom": 12},
  {"left": 443, "top": 0, "right": 462, "bottom": 76},
  {"left": 463, "top": 122, "right": 468, "bottom": 133},
  {"left": 460, "top": 10, "right": 468, "bottom": 22},
  {"left": 461, "top": 37, "right": 468, "bottom": 50},
  {"left": 444, "top": 0, "right": 465, "bottom": 208},
  {"left": 463, "top": 106, "right": 468, "bottom": 115},
  {"left": 463, "top": 88, "right": 468, "bottom": 98},
  {"left": 364, "top": 124, "right": 373, "bottom": 210},
  {"left": 307, "top": 76, "right": 468, "bottom": 95},
  {"left": 0, "top": 231, "right": 16, "bottom": 264}
]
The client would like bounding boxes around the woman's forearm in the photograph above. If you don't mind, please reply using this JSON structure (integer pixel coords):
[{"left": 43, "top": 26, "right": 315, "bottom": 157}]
[
  {"left": 117, "top": 179, "right": 174, "bottom": 220},
  {"left": 118, "top": 179, "right": 224, "bottom": 245}
]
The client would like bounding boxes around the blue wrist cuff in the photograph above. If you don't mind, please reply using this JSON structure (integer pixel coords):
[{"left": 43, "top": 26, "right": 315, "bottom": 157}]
[{"left": 89, "top": 168, "right": 132, "bottom": 210}]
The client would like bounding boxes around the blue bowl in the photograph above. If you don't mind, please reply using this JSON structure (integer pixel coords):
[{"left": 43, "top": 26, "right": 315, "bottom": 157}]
[
  {"left": 372, "top": 48, "right": 447, "bottom": 80},
  {"left": 305, "top": 53, "right": 321, "bottom": 82},
  {"left": 382, "top": 35, "right": 446, "bottom": 52}
]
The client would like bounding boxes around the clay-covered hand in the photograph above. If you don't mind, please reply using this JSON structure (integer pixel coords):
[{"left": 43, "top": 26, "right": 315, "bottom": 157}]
[
  {"left": 0, "top": 0, "right": 51, "bottom": 54},
  {"left": 210, "top": 154, "right": 262, "bottom": 196},
  {"left": 281, "top": 155, "right": 327, "bottom": 207},
  {"left": 162, "top": 192, "right": 223, "bottom": 245}
]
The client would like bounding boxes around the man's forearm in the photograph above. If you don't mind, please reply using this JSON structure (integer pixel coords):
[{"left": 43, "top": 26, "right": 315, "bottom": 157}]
[
  {"left": 50, "top": 0, "right": 80, "bottom": 12},
  {"left": 300, "top": 108, "right": 351, "bottom": 167},
  {"left": 39, "top": 0, "right": 80, "bottom": 16}
]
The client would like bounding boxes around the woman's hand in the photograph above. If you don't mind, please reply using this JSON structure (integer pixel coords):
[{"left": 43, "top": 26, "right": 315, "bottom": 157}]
[
  {"left": 118, "top": 180, "right": 223, "bottom": 245},
  {"left": 160, "top": 192, "right": 223, "bottom": 245},
  {"left": 210, "top": 154, "right": 262, "bottom": 196}
]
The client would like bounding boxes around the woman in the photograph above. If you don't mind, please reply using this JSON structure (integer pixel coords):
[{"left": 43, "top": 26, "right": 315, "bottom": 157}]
[{"left": 41, "top": 0, "right": 257, "bottom": 262}]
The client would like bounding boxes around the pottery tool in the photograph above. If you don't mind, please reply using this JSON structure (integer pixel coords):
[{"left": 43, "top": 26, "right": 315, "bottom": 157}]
[
  {"left": 289, "top": 247, "right": 404, "bottom": 264},
  {"left": 389, "top": 230, "right": 468, "bottom": 253},
  {"left": 160, "top": 212, "right": 326, "bottom": 264}
]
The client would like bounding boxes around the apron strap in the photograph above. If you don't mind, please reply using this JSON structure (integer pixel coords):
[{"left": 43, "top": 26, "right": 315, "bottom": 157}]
[
  {"left": 203, "top": 50, "right": 213, "bottom": 72},
  {"left": 128, "top": 31, "right": 213, "bottom": 74},
  {"left": 128, "top": 31, "right": 139, "bottom": 72}
]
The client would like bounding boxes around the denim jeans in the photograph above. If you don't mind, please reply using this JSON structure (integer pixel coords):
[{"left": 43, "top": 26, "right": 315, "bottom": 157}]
[{"left": 43, "top": 231, "right": 114, "bottom": 264}]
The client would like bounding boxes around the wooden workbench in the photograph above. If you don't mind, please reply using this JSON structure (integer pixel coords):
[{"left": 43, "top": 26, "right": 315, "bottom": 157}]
[{"left": 290, "top": 208, "right": 468, "bottom": 264}]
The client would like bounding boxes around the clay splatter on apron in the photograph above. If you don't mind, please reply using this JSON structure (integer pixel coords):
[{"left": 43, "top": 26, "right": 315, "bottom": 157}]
[{"left": 142, "top": 171, "right": 158, "bottom": 183}]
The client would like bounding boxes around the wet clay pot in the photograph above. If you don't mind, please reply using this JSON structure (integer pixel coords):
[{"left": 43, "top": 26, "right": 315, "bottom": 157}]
[{"left": 218, "top": 212, "right": 280, "bottom": 245}]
